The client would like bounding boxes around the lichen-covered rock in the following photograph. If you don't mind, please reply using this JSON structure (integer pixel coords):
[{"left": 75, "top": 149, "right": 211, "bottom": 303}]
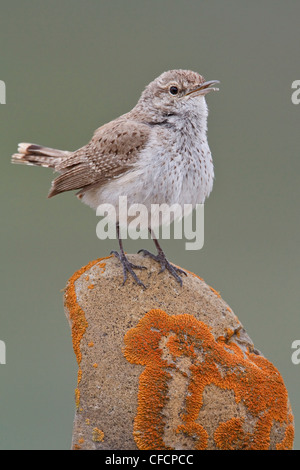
[{"left": 64, "top": 254, "right": 294, "bottom": 450}]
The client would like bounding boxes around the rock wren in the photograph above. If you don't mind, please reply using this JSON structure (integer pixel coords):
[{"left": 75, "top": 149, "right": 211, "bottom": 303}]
[{"left": 12, "top": 69, "right": 219, "bottom": 288}]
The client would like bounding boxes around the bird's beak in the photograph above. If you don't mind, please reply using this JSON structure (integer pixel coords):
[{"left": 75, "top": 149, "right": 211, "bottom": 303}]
[{"left": 186, "top": 80, "right": 220, "bottom": 97}]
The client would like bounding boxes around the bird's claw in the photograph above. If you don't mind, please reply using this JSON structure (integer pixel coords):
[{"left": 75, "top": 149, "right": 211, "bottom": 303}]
[
  {"left": 138, "top": 249, "right": 187, "bottom": 286},
  {"left": 110, "top": 251, "right": 147, "bottom": 288}
]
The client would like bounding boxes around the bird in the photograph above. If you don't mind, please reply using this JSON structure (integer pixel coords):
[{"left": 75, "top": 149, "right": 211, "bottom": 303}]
[{"left": 12, "top": 69, "right": 219, "bottom": 288}]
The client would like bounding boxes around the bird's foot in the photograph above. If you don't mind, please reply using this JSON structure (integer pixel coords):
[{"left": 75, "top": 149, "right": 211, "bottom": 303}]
[
  {"left": 138, "top": 249, "right": 187, "bottom": 286},
  {"left": 110, "top": 251, "right": 147, "bottom": 288}
]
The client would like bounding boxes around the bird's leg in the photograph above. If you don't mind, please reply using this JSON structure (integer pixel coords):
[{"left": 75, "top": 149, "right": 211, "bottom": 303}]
[
  {"left": 111, "top": 222, "right": 147, "bottom": 288},
  {"left": 138, "top": 229, "right": 187, "bottom": 286}
]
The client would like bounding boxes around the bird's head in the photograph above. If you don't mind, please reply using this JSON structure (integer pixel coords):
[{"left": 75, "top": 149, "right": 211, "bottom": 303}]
[{"left": 137, "top": 69, "right": 219, "bottom": 123}]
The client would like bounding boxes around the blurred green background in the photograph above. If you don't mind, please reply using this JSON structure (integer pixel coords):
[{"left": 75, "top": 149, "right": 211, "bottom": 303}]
[{"left": 1, "top": 0, "right": 299, "bottom": 449}]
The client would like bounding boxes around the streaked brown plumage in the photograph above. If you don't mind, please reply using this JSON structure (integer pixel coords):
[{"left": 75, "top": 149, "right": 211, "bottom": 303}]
[{"left": 12, "top": 70, "right": 219, "bottom": 287}]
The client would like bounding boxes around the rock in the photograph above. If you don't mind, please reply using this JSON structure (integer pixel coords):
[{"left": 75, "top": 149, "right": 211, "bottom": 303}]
[{"left": 63, "top": 254, "right": 294, "bottom": 450}]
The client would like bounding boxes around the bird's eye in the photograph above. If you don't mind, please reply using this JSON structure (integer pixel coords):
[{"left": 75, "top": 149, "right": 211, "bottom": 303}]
[{"left": 169, "top": 86, "right": 179, "bottom": 95}]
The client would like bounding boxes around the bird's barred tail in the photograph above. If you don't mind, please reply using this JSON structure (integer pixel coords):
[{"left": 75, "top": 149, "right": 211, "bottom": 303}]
[{"left": 11, "top": 143, "right": 70, "bottom": 168}]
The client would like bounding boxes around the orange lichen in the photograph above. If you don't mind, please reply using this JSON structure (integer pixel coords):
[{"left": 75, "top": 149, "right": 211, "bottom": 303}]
[
  {"left": 75, "top": 388, "right": 80, "bottom": 409},
  {"left": 64, "top": 256, "right": 110, "bottom": 409},
  {"left": 174, "top": 265, "right": 204, "bottom": 282},
  {"left": 218, "top": 326, "right": 242, "bottom": 344},
  {"left": 98, "top": 262, "right": 106, "bottom": 274},
  {"left": 175, "top": 266, "right": 224, "bottom": 301},
  {"left": 93, "top": 363, "right": 98, "bottom": 368},
  {"left": 88, "top": 342, "right": 94, "bottom": 348},
  {"left": 85, "top": 275, "right": 89, "bottom": 281},
  {"left": 176, "top": 423, "right": 208, "bottom": 450},
  {"left": 87, "top": 284, "right": 94, "bottom": 290},
  {"left": 214, "top": 418, "right": 248, "bottom": 450},
  {"left": 123, "top": 309, "right": 293, "bottom": 450},
  {"left": 209, "top": 286, "right": 221, "bottom": 298},
  {"left": 276, "top": 425, "right": 295, "bottom": 450},
  {"left": 214, "top": 414, "right": 281, "bottom": 450},
  {"left": 92, "top": 427, "right": 105, "bottom": 442},
  {"left": 78, "top": 438, "right": 85, "bottom": 444}
]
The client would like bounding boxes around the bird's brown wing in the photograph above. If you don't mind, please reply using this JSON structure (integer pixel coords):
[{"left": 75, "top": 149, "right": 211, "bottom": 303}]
[{"left": 48, "top": 118, "right": 150, "bottom": 198}]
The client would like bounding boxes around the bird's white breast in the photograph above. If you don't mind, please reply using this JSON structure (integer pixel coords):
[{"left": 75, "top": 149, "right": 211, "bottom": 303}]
[{"left": 82, "top": 107, "right": 214, "bottom": 226}]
